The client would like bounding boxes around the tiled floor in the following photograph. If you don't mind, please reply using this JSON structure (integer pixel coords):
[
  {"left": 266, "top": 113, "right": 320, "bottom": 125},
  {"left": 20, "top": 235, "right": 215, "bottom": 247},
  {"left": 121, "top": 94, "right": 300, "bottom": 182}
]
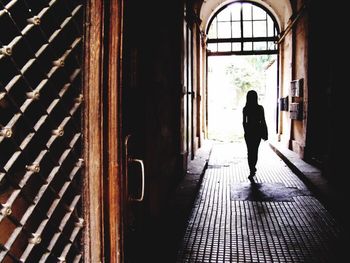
[{"left": 176, "top": 141, "right": 343, "bottom": 263}]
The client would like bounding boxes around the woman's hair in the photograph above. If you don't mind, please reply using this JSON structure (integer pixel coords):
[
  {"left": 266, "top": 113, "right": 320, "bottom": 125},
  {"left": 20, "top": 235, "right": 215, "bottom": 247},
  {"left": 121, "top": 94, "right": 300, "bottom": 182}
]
[{"left": 245, "top": 90, "right": 258, "bottom": 107}]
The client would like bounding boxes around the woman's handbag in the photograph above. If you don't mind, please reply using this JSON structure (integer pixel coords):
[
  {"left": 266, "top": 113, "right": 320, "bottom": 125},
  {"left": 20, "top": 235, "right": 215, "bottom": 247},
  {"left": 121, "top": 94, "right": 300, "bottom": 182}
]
[{"left": 260, "top": 121, "right": 268, "bottom": 140}]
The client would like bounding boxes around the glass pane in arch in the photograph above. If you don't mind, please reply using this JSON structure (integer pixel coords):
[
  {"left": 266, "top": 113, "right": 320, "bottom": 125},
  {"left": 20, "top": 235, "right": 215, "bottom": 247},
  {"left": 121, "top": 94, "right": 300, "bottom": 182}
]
[
  {"left": 218, "top": 43, "right": 232, "bottom": 52},
  {"left": 267, "top": 16, "right": 275, "bottom": 37},
  {"left": 242, "top": 3, "right": 252, "bottom": 20},
  {"left": 252, "top": 5, "right": 266, "bottom": 20},
  {"left": 207, "top": 43, "right": 218, "bottom": 52},
  {"left": 207, "top": 18, "right": 218, "bottom": 38},
  {"left": 231, "top": 21, "right": 241, "bottom": 38},
  {"left": 243, "top": 42, "right": 252, "bottom": 51},
  {"left": 254, "top": 41, "right": 267, "bottom": 51},
  {"left": 253, "top": 21, "right": 267, "bottom": 37},
  {"left": 230, "top": 3, "right": 241, "bottom": 20},
  {"left": 232, "top": 42, "right": 241, "bottom": 51},
  {"left": 268, "top": 41, "right": 277, "bottom": 50},
  {"left": 243, "top": 21, "right": 252, "bottom": 37},
  {"left": 218, "top": 21, "right": 231, "bottom": 38},
  {"left": 217, "top": 7, "right": 231, "bottom": 22}
]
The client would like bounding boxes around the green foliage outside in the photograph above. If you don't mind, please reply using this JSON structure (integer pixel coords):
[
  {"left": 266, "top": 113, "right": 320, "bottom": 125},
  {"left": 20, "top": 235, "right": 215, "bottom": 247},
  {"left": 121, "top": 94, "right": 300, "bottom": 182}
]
[
  {"left": 224, "top": 55, "right": 275, "bottom": 105},
  {"left": 208, "top": 55, "right": 275, "bottom": 142}
]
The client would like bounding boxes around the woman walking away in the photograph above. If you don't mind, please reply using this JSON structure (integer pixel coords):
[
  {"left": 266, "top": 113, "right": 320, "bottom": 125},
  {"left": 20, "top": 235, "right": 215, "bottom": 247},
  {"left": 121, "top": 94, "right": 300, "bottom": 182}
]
[{"left": 242, "top": 90, "right": 268, "bottom": 181}]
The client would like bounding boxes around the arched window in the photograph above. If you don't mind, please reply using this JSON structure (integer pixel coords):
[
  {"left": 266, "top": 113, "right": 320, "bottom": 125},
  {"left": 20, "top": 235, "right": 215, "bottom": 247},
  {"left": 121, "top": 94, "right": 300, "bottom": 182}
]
[{"left": 206, "top": 1, "right": 279, "bottom": 55}]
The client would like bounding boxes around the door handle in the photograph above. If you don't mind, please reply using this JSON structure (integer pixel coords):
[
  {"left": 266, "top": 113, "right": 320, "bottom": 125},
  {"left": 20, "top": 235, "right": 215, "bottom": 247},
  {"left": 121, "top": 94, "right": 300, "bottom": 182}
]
[
  {"left": 124, "top": 135, "right": 145, "bottom": 202},
  {"left": 127, "top": 158, "right": 145, "bottom": 202}
]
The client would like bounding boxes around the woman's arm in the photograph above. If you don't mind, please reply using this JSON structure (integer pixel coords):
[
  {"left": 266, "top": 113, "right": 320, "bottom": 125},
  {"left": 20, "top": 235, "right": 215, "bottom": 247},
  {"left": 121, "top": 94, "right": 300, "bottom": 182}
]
[
  {"left": 242, "top": 108, "right": 247, "bottom": 133},
  {"left": 260, "top": 106, "right": 268, "bottom": 140},
  {"left": 261, "top": 106, "right": 266, "bottom": 124}
]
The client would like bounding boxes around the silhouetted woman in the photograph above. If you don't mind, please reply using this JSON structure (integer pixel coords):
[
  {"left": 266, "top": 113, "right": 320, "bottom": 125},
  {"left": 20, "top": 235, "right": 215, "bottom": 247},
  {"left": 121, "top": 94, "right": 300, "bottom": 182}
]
[{"left": 242, "top": 90, "right": 268, "bottom": 180}]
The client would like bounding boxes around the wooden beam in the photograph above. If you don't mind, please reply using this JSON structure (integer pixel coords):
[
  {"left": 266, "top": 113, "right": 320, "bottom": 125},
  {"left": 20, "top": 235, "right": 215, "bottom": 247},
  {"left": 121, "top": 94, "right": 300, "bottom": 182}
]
[
  {"left": 83, "top": 1, "right": 104, "bottom": 262},
  {"left": 106, "top": 0, "right": 124, "bottom": 262}
]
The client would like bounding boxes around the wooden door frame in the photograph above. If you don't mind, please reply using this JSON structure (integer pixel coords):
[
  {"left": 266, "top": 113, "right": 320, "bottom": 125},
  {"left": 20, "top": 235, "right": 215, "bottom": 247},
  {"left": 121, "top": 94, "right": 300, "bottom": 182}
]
[{"left": 83, "top": 1, "right": 124, "bottom": 262}]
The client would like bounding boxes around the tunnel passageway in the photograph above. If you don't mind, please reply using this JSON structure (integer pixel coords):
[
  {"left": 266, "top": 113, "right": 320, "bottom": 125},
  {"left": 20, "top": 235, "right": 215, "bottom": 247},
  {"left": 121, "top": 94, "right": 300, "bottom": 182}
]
[{"left": 176, "top": 141, "right": 344, "bottom": 263}]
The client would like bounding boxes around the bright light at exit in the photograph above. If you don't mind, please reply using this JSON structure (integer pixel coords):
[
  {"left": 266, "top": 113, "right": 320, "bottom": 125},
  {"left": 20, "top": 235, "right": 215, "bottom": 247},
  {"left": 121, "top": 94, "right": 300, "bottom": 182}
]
[{"left": 207, "top": 55, "right": 277, "bottom": 142}]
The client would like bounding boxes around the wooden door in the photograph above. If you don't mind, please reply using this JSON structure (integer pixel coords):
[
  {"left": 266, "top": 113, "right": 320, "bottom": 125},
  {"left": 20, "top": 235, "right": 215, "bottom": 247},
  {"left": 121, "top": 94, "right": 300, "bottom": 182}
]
[{"left": 0, "top": 1, "right": 85, "bottom": 261}]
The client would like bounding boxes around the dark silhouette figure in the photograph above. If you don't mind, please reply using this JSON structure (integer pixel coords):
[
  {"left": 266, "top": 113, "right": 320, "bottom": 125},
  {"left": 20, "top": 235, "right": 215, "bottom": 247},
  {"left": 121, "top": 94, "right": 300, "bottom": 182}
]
[{"left": 242, "top": 90, "right": 268, "bottom": 181}]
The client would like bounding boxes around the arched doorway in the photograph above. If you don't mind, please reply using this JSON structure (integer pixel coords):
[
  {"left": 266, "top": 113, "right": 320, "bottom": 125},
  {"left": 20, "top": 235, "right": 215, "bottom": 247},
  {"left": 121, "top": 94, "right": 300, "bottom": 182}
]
[{"left": 203, "top": 1, "right": 280, "bottom": 142}]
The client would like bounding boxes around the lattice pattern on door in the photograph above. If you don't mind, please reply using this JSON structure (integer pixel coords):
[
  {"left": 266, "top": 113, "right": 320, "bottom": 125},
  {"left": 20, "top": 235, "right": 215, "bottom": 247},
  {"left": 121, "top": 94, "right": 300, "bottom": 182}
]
[{"left": 0, "top": 0, "right": 84, "bottom": 262}]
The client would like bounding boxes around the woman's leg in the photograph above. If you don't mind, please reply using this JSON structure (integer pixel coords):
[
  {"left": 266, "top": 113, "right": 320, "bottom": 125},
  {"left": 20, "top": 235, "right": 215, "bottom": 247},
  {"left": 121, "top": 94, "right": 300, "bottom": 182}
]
[
  {"left": 245, "top": 136, "right": 261, "bottom": 176},
  {"left": 251, "top": 137, "right": 261, "bottom": 173}
]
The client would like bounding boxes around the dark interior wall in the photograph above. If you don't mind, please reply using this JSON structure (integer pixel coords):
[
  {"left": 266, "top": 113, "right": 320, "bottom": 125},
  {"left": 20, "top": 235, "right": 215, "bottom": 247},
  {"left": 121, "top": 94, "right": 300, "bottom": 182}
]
[
  {"left": 306, "top": 1, "right": 330, "bottom": 167},
  {"left": 122, "top": 0, "right": 184, "bottom": 219},
  {"left": 326, "top": 7, "right": 347, "bottom": 189},
  {"left": 307, "top": 2, "right": 347, "bottom": 188}
]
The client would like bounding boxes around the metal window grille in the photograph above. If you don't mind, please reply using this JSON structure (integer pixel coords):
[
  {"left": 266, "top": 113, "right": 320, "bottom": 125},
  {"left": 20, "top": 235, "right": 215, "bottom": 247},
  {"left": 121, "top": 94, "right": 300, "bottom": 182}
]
[
  {"left": 206, "top": 2, "right": 279, "bottom": 55},
  {"left": 0, "top": 0, "right": 84, "bottom": 262}
]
